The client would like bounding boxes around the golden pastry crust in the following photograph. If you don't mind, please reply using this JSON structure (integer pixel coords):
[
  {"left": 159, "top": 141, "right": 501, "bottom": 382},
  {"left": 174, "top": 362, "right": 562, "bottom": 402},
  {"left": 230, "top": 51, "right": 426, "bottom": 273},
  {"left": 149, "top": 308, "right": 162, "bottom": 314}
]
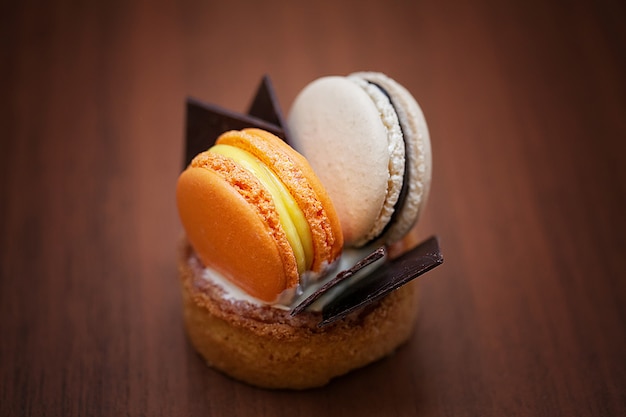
[{"left": 179, "top": 240, "right": 419, "bottom": 389}]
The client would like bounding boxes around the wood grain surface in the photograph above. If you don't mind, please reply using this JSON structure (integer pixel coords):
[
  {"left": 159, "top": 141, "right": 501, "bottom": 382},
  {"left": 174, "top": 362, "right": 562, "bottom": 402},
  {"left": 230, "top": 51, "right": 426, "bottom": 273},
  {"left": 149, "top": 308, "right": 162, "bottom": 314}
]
[{"left": 1, "top": 0, "right": 625, "bottom": 416}]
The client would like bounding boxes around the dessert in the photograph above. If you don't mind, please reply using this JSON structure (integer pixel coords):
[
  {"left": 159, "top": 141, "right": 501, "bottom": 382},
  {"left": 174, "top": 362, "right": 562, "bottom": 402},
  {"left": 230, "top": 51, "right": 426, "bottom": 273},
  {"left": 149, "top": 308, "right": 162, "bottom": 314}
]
[{"left": 177, "top": 74, "right": 441, "bottom": 389}]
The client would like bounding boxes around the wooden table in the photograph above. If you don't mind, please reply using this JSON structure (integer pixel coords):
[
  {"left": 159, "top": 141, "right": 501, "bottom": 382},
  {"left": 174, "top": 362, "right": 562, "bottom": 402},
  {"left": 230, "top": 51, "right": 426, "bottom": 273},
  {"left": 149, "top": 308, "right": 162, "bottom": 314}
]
[{"left": 2, "top": 1, "right": 625, "bottom": 415}]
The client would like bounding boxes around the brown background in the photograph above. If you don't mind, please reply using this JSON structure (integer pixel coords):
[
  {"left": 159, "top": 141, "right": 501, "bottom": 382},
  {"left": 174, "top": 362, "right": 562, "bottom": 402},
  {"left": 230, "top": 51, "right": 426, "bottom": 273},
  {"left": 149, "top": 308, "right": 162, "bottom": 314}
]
[{"left": 1, "top": 0, "right": 625, "bottom": 416}]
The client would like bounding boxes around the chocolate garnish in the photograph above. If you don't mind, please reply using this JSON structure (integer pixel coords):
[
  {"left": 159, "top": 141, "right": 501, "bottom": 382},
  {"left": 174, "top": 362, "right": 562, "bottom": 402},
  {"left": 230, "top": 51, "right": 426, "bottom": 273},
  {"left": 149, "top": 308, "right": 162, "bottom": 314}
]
[
  {"left": 290, "top": 246, "right": 386, "bottom": 316},
  {"left": 319, "top": 236, "right": 443, "bottom": 327},
  {"left": 247, "top": 75, "right": 288, "bottom": 132},
  {"left": 184, "top": 76, "right": 287, "bottom": 168}
]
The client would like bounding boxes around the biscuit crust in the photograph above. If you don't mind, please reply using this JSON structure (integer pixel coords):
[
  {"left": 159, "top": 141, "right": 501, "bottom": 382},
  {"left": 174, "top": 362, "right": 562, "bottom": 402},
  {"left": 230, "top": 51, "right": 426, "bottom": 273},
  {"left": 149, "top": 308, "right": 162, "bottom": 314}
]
[{"left": 179, "top": 240, "right": 419, "bottom": 389}]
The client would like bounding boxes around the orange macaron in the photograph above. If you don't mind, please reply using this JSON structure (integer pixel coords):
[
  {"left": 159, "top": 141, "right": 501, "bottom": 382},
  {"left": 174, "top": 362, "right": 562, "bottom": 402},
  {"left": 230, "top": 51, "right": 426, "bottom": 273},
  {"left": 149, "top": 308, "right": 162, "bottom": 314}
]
[{"left": 176, "top": 128, "right": 343, "bottom": 302}]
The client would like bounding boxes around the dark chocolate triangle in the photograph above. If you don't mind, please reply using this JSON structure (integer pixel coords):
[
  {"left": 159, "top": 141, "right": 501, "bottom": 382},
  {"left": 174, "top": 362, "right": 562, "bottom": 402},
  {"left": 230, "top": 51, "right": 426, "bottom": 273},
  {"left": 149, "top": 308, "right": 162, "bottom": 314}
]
[
  {"left": 183, "top": 76, "right": 286, "bottom": 169},
  {"left": 247, "top": 75, "right": 287, "bottom": 132},
  {"left": 320, "top": 236, "right": 444, "bottom": 327},
  {"left": 290, "top": 247, "right": 386, "bottom": 316}
]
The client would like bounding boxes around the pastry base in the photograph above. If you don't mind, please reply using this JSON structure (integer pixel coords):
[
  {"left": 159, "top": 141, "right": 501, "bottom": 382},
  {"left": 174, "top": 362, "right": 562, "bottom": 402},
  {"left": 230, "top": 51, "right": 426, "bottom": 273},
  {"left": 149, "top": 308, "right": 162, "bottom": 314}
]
[{"left": 179, "top": 241, "right": 419, "bottom": 390}]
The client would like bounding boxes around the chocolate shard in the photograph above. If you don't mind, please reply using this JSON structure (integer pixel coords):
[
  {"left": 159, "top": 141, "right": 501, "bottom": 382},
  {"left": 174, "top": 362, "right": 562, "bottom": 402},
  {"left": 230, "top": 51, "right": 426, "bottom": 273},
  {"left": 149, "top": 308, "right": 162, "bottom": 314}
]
[
  {"left": 247, "top": 75, "right": 288, "bottom": 133},
  {"left": 290, "top": 247, "right": 386, "bottom": 316},
  {"left": 184, "top": 98, "right": 285, "bottom": 168},
  {"left": 183, "top": 75, "right": 286, "bottom": 169},
  {"left": 320, "top": 236, "right": 443, "bottom": 327}
]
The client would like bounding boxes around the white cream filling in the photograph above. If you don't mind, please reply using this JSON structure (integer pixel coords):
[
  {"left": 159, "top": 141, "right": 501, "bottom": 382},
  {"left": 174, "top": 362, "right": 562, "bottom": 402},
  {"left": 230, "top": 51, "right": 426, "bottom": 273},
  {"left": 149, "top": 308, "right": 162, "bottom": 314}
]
[{"left": 194, "top": 246, "right": 386, "bottom": 312}]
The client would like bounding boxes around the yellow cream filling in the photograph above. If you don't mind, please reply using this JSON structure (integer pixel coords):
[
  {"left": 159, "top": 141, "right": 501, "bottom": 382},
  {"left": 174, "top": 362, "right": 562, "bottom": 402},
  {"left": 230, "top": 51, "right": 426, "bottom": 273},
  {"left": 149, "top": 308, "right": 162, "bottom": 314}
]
[{"left": 210, "top": 144, "right": 314, "bottom": 274}]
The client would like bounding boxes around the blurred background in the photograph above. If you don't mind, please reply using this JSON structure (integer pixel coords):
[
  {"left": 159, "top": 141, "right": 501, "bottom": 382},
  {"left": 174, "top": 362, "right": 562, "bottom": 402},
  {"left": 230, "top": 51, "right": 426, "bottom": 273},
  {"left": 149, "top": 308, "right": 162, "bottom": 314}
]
[{"left": 1, "top": 0, "right": 624, "bottom": 416}]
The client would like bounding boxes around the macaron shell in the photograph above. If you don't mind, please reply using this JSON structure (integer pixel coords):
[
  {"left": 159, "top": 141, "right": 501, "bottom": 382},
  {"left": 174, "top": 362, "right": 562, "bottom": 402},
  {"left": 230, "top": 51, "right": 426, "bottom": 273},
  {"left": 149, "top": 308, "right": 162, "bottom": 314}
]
[
  {"left": 352, "top": 72, "right": 432, "bottom": 243},
  {"left": 217, "top": 128, "right": 343, "bottom": 269},
  {"left": 287, "top": 76, "right": 392, "bottom": 247},
  {"left": 177, "top": 153, "right": 298, "bottom": 302}
]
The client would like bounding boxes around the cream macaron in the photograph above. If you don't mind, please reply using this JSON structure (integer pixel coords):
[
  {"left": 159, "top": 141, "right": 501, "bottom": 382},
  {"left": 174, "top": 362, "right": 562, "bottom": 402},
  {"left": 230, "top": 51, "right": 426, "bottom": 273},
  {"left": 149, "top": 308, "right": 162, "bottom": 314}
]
[{"left": 287, "top": 72, "right": 432, "bottom": 247}]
